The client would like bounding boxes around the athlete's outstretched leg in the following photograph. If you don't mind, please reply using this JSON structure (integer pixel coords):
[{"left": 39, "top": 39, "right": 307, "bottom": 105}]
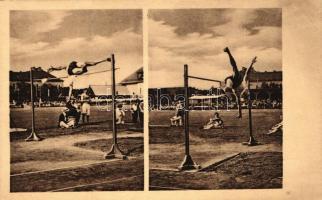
[
  {"left": 224, "top": 47, "right": 239, "bottom": 77},
  {"left": 240, "top": 87, "right": 249, "bottom": 99}
]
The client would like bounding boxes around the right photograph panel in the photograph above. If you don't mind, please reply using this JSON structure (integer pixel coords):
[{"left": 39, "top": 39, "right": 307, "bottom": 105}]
[{"left": 148, "top": 8, "right": 283, "bottom": 190}]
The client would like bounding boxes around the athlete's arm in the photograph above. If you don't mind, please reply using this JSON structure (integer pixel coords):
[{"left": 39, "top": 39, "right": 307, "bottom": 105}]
[{"left": 244, "top": 56, "right": 257, "bottom": 80}]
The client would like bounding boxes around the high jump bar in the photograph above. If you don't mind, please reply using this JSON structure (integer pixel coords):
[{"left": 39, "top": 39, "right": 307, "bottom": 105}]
[{"left": 187, "top": 75, "right": 221, "bottom": 83}]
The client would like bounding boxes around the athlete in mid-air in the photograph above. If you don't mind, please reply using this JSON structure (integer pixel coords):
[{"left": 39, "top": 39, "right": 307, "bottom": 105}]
[
  {"left": 47, "top": 59, "right": 108, "bottom": 100},
  {"left": 222, "top": 47, "right": 257, "bottom": 118}
]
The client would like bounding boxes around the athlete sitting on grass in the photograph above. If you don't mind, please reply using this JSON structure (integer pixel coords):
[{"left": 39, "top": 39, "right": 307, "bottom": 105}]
[
  {"left": 47, "top": 59, "right": 108, "bottom": 101},
  {"left": 222, "top": 47, "right": 257, "bottom": 118},
  {"left": 57, "top": 101, "right": 81, "bottom": 128},
  {"left": 170, "top": 101, "right": 184, "bottom": 126},
  {"left": 58, "top": 108, "right": 77, "bottom": 129},
  {"left": 267, "top": 114, "right": 283, "bottom": 134},
  {"left": 203, "top": 112, "right": 224, "bottom": 129},
  {"left": 58, "top": 109, "right": 69, "bottom": 128}
]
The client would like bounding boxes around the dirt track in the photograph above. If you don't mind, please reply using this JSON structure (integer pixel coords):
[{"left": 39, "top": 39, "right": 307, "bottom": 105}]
[
  {"left": 150, "top": 152, "right": 282, "bottom": 190},
  {"left": 11, "top": 131, "right": 144, "bottom": 192}
]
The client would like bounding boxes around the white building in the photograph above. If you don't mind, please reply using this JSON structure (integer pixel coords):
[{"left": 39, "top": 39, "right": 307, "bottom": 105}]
[{"left": 119, "top": 67, "right": 143, "bottom": 97}]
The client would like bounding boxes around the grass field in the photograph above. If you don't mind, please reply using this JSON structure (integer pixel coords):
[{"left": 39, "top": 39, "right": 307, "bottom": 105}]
[
  {"left": 149, "top": 109, "right": 282, "bottom": 190},
  {"left": 10, "top": 107, "right": 143, "bottom": 192},
  {"left": 10, "top": 106, "right": 134, "bottom": 130},
  {"left": 10, "top": 106, "right": 142, "bottom": 141}
]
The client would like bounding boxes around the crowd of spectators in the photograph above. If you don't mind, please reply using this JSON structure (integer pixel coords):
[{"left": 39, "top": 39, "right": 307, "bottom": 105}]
[{"left": 149, "top": 98, "right": 282, "bottom": 111}]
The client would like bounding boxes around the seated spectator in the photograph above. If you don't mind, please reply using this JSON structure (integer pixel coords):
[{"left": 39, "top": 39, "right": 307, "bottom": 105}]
[
  {"left": 116, "top": 104, "right": 125, "bottom": 124},
  {"left": 66, "top": 100, "right": 81, "bottom": 126},
  {"left": 203, "top": 112, "right": 224, "bottom": 129},
  {"left": 58, "top": 109, "right": 75, "bottom": 128}
]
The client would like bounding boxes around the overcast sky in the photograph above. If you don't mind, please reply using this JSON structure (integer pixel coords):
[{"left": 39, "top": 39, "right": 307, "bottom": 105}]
[
  {"left": 10, "top": 10, "right": 142, "bottom": 88},
  {"left": 148, "top": 8, "right": 282, "bottom": 89}
]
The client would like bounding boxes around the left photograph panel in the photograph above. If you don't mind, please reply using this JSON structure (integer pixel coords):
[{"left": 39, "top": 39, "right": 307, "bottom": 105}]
[{"left": 9, "top": 10, "right": 144, "bottom": 192}]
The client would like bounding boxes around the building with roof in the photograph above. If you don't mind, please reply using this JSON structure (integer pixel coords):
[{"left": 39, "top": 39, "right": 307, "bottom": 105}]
[
  {"left": 71, "top": 67, "right": 143, "bottom": 102},
  {"left": 9, "top": 67, "right": 64, "bottom": 104},
  {"left": 248, "top": 70, "right": 282, "bottom": 101},
  {"left": 10, "top": 67, "right": 63, "bottom": 86},
  {"left": 119, "top": 67, "right": 143, "bottom": 97},
  {"left": 249, "top": 70, "right": 282, "bottom": 88}
]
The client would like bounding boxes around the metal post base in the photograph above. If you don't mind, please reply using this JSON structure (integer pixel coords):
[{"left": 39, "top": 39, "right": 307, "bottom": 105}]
[
  {"left": 178, "top": 155, "right": 201, "bottom": 171},
  {"left": 242, "top": 136, "right": 260, "bottom": 146},
  {"left": 25, "top": 131, "right": 43, "bottom": 142},
  {"left": 104, "top": 144, "right": 127, "bottom": 160}
]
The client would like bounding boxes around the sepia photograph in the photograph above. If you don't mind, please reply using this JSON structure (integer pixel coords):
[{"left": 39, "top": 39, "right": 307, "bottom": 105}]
[
  {"left": 0, "top": 0, "right": 321, "bottom": 199},
  {"left": 9, "top": 9, "right": 144, "bottom": 192},
  {"left": 148, "top": 8, "right": 283, "bottom": 190}
]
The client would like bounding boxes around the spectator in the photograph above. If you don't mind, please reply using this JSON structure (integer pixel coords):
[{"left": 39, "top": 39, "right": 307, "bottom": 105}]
[
  {"left": 170, "top": 101, "right": 184, "bottom": 126},
  {"left": 131, "top": 101, "right": 138, "bottom": 123},
  {"left": 116, "top": 104, "right": 125, "bottom": 124},
  {"left": 80, "top": 89, "right": 89, "bottom": 101},
  {"left": 81, "top": 100, "right": 91, "bottom": 123},
  {"left": 138, "top": 100, "right": 144, "bottom": 127}
]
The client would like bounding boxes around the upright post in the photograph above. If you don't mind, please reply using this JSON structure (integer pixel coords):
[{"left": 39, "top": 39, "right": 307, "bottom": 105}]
[
  {"left": 157, "top": 88, "right": 160, "bottom": 110},
  {"left": 178, "top": 64, "right": 200, "bottom": 170},
  {"left": 105, "top": 54, "right": 127, "bottom": 159},
  {"left": 25, "top": 67, "right": 43, "bottom": 141},
  {"left": 39, "top": 85, "right": 42, "bottom": 107},
  {"left": 242, "top": 81, "right": 259, "bottom": 146},
  {"left": 48, "top": 88, "right": 50, "bottom": 100}
]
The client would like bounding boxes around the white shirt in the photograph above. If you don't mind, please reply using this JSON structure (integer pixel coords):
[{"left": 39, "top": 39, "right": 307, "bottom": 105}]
[
  {"left": 116, "top": 107, "right": 125, "bottom": 119},
  {"left": 81, "top": 103, "right": 91, "bottom": 115}
]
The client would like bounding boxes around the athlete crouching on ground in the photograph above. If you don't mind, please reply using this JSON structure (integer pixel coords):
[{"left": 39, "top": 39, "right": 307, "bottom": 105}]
[{"left": 203, "top": 112, "right": 224, "bottom": 129}]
